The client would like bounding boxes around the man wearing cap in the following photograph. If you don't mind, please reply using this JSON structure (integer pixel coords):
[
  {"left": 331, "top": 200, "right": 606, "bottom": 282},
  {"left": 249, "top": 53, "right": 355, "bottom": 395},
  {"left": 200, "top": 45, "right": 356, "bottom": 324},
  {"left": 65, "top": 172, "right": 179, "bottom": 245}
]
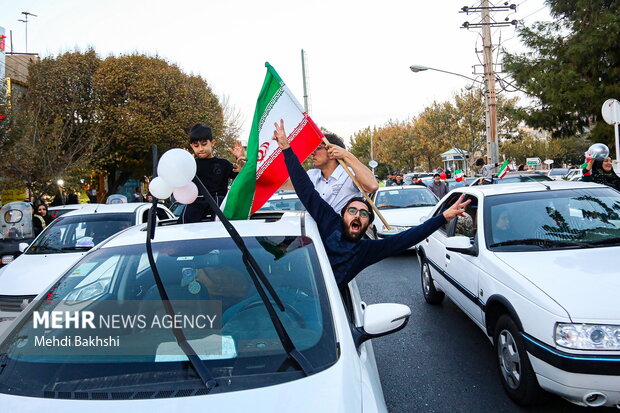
[
  {"left": 273, "top": 120, "right": 470, "bottom": 286},
  {"left": 181, "top": 123, "right": 246, "bottom": 223}
]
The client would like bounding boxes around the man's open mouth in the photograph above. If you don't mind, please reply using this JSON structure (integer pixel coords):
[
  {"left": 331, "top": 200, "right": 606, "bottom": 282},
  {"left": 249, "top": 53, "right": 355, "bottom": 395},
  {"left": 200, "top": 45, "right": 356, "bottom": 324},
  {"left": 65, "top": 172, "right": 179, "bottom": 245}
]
[{"left": 350, "top": 220, "right": 361, "bottom": 232}]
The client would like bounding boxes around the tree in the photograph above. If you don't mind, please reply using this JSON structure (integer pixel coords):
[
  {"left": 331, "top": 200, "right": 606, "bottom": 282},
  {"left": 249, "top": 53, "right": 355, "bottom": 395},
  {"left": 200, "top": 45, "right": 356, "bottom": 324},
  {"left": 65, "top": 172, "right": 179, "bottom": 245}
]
[
  {"left": 0, "top": 50, "right": 100, "bottom": 199},
  {"left": 503, "top": 1, "right": 620, "bottom": 144},
  {"left": 92, "top": 54, "right": 224, "bottom": 195}
]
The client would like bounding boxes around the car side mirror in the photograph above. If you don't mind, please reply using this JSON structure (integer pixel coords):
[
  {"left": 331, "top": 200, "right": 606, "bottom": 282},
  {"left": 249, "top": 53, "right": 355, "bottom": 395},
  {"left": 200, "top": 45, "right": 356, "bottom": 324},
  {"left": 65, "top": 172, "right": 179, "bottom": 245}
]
[
  {"left": 445, "top": 235, "right": 477, "bottom": 256},
  {"left": 18, "top": 242, "right": 29, "bottom": 253},
  {"left": 352, "top": 303, "right": 411, "bottom": 346}
]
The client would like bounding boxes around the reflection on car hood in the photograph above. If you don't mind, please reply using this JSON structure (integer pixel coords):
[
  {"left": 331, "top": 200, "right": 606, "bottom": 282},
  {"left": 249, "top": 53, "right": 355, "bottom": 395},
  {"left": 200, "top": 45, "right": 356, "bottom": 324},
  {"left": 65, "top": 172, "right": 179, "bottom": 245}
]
[
  {"left": 376, "top": 207, "right": 434, "bottom": 227},
  {"left": 0, "top": 252, "right": 86, "bottom": 296},
  {"left": 494, "top": 247, "right": 620, "bottom": 321},
  {"left": 0, "top": 356, "right": 364, "bottom": 412}
]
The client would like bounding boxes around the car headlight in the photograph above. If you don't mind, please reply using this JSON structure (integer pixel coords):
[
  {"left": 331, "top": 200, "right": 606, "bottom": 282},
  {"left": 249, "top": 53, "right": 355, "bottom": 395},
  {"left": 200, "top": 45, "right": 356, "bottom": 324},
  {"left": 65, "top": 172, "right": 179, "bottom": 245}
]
[
  {"left": 1, "top": 255, "right": 14, "bottom": 265},
  {"left": 380, "top": 225, "right": 410, "bottom": 235},
  {"left": 555, "top": 323, "right": 620, "bottom": 350}
]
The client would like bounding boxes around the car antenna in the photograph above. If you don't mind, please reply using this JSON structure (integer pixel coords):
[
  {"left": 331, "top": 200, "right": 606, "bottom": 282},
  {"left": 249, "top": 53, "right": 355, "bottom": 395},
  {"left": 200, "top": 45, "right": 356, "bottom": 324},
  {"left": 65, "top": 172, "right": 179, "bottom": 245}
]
[{"left": 144, "top": 145, "right": 218, "bottom": 392}]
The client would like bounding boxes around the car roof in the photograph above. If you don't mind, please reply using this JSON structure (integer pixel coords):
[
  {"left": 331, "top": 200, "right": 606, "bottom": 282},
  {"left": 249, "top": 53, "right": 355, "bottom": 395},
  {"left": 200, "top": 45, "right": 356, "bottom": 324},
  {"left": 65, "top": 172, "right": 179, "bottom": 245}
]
[
  {"left": 61, "top": 203, "right": 151, "bottom": 217},
  {"left": 377, "top": 185, "right": 429, "bottom": 191},
  {"left": 456, "top": 180, "right": 604, "bottom": 197},
  {"left": 102, "top": 212, "right": 309, "bottom": 248},
  {"left": 48, "top": 204, "right": 96, "bottom": 211}
]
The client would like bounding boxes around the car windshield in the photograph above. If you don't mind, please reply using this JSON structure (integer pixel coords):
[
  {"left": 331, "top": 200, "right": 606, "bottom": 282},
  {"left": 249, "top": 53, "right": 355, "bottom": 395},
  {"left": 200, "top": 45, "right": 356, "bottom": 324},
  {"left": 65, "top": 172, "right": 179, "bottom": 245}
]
[
  {"left": 27, "top": 213, "right": 134, "bottom": 254},
  {"left": 549, "top": 169, "right": 569, "bottom": 176},
  {"left": 0, "top": 236, "right": 337, "bottom": 397},
  {"left": 375, "top": 188, "right": 437, "bottom": 208},
  {"left": 486, "top": 187, "right": 620, "bottom": 251},
  {"left": 259, "top": 197, "right": 306, "bottom": 211}
]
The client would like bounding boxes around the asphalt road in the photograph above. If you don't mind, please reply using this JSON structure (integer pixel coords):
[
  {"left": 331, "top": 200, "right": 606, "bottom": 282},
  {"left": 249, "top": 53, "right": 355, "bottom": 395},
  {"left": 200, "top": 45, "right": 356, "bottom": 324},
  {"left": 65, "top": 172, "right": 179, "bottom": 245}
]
[{"left": 355, "top": 250, "right": 615, "bottom": 413}]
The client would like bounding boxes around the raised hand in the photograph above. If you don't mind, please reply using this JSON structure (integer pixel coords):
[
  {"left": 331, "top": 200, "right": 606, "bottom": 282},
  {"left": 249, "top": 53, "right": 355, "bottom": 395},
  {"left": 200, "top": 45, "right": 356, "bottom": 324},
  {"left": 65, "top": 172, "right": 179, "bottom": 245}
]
[
  {"left": 442, "top": 194, "right": 472, "bottom": 221},
  {"left": 229, "top": 140, "right": 245, "bottom": 160},
  {"left": 272, "top": 119, "right": 290, "bottom": 150}
]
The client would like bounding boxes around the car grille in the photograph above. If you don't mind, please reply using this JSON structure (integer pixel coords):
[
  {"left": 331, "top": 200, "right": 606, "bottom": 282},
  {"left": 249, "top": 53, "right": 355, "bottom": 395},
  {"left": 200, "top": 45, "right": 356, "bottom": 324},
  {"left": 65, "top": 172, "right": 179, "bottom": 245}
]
[{"left": 0, "top": 295, "right": 37, "bottom": 312}]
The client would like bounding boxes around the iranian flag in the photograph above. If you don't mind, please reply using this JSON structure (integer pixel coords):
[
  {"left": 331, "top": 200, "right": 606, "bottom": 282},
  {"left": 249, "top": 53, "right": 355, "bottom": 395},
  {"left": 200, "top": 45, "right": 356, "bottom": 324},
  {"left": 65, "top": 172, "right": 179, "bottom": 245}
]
[
  {"left": 497, "top": 160, "right": 510, "bottom": 179},
  {"left": 222, "top": 63, "right": 323, "bottom": 220},
  {"left": 454, "top": 169, "right": 465, "bottom": 182}
]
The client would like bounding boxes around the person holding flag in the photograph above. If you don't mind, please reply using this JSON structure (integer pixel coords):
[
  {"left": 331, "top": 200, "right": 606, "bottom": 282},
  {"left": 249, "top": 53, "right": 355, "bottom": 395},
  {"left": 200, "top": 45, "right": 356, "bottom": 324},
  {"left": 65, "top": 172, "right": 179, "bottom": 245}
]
[
  {"left": 272, "top": 119, "right": 470, "bottom": 287},
  {"left": 475, "top": 156, "right": 508, "bottom": 184}
]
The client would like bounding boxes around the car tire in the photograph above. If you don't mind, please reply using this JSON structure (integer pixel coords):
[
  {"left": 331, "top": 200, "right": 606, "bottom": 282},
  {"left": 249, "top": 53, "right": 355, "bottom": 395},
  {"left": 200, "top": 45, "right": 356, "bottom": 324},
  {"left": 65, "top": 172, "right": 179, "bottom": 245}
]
[
  {"left": 494, "top": 314, "right": 540, "bottom": 406},
  {"left": 420, "top": 258, "right": 444, "bottom": 304}
]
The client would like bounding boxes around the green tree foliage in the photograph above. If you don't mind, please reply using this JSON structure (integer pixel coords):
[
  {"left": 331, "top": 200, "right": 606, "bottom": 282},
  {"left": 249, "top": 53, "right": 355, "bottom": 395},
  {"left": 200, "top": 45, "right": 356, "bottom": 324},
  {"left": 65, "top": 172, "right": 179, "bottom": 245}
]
[
  {"left": 502, "top": 134, "right": 591, "bottom": 166},
  {"left": 0, "top": 50, "right": 100, "bottom": 198},
  {"left": 0, "top": 50, "right": 225, "bottom": 200},
  {"left": 503, "top": 0, "right": 620, "bottom": 144},
  {"left": 93, "top": 54, "right": 224, "bottom": 194},
  {"left": 349, "top": 89, "right": 519, "bottom": 174}
]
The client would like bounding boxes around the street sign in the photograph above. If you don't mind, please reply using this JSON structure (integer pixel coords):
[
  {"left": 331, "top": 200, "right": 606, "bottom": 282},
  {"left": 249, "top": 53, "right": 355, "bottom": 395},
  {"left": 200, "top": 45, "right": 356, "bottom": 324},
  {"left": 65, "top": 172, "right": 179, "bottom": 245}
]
[
  {"left": 602, "top": 99, "right": 620, "bottom": 125},
  {"left": 543, "top": 159, "right": 554, "bottom": 165},
  {"left": 602, "top": 98, "right": 620, "bottom": 162},
  {"left": 369, "top": 160, "right": 378, "bottom": 168},
  {"left": 526, "top": 157, "right": 541, "bottom": 166}
]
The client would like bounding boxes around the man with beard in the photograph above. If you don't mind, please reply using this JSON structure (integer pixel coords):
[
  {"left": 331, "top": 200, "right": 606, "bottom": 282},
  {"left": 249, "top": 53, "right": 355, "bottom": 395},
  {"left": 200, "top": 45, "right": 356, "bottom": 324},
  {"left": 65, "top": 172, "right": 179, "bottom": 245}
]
[{"left": 273, "top": 120, "right": 470, "bottom": 287}]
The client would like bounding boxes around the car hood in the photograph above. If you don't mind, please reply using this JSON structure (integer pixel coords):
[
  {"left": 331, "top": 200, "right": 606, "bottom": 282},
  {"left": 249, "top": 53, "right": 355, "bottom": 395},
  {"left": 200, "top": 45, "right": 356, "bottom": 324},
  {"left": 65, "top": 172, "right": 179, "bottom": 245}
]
[
  {"left": 0, "top": 355, "right": 364, "bottom": 413},
  {"left": 0, "top": 252, "right": 86, "bottom": 296},
  {"left": 494, "top": 247, "right": 620, "bottom": 321},
  {"left": 376, "top": 206, "right": 434, "bottom": 227}
]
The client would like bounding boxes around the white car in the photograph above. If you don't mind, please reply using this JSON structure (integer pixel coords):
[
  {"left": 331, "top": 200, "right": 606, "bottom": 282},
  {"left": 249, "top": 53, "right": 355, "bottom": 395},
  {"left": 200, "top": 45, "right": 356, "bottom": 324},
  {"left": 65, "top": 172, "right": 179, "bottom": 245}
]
[
  {"left": 0, "top": 203, "right": 175, "bottom": 330},
  {"left": 546, "top": 168, "right": 570, "bottom": 181},
  {"left": 416, "top": 181, "right": 620, "bottom": 408},
  {"left": 258, "top": 192, "right": 305, "bottom": 212},
  {"left": 371, "top": 185, "right": 438, "bottom": 243},
  {"left": 0, "top": 211, "right": 409, "bottom": 412},
  {"left": 48, "top": 203, "right": 94, "bottom": 220}
]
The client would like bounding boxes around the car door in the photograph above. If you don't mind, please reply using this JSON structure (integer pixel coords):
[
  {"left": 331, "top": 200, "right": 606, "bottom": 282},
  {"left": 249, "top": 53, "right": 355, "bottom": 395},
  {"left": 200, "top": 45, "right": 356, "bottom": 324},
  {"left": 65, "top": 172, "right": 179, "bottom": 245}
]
[
  {"left": 443, "top": 194, "right": 483, "bottom": 324},
  {"left": 422, "top": 193, "right": 459, "bottom": 288}
]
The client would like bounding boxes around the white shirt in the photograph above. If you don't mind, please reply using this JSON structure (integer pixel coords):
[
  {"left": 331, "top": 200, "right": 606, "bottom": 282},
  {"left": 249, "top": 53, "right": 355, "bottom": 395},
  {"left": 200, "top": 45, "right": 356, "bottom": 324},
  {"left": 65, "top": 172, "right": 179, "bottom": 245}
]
[{"left": 307, "top": 165, "right": 361, "bottom": 213}]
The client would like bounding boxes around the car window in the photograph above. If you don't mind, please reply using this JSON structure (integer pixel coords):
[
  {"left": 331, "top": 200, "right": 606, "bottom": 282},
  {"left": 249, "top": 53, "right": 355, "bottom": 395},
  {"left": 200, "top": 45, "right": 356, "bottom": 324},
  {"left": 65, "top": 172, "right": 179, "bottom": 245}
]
[
  {"left": 485, "top": 187, "right": 620, "bottom": 251},
  {"left": 433, "top": 192, "right": 462, "bottom": 233},
  {"left": 453, "top": 195, "right": 478, "bottom": 239},
  {"left": 375, "top": 188, "right": 437, "bottom": 209},
  {"left": 27, "top": 213, "right": 134, "bottom": 254},
  {"left": 0, "top": 235, "right": 338, "bottom": 398}
]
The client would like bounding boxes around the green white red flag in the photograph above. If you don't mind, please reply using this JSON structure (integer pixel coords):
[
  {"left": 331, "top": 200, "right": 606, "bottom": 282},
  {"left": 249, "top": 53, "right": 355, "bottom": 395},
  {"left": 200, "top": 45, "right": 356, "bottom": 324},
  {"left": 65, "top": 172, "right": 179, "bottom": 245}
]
[
  {"left": 454, "top": 169, "right": 464, "bottom": 182},
  {"left": 222, "top": 63, "right": 323, "bottom": 220},
  {"left": 497, "top": 160, "right": 510, "bottom": 179}
]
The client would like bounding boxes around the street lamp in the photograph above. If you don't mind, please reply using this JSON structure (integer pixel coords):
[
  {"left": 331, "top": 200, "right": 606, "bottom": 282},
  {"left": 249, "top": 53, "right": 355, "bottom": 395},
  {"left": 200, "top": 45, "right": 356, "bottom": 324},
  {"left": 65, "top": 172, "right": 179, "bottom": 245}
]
[{"left": 409, "top": 64, "right": 497, "bottom": 164}]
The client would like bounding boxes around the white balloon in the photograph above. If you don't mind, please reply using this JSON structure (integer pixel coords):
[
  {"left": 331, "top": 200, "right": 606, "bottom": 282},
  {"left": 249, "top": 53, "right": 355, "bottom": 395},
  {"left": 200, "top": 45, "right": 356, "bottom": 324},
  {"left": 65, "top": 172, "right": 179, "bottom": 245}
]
[
  {"left": 149, "top": 177, "right": 173, "bottom": 199},
  {"left": 157, "top": 148, "right": 197, "bottom": 187},
  {"left": 172, "top": 182, "right": 199, "bottom": 204}
]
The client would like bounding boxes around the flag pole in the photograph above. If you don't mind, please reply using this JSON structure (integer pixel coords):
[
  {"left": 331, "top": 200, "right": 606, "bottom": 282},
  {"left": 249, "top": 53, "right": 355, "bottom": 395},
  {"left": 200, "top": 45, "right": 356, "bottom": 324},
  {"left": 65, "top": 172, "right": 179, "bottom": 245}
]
[{"left": 321, "top": 137, "right": 391, "bottom": 231}]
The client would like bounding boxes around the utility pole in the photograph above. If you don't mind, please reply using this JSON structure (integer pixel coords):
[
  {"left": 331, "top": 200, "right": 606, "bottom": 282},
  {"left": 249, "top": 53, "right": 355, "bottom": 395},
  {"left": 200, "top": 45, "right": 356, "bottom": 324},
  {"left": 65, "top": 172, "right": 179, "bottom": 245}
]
[
  {"left": 481, "top": 0, "right": 499, "bottom": 164},
  {"left": 18, "top": 11, "right": 37, "bottom": 53},
  {"left": 301, "top": 49, "right": 310, "bottom": 114},
  {"left": 461, "top": 2, "right": 517, "bottom": 165}
]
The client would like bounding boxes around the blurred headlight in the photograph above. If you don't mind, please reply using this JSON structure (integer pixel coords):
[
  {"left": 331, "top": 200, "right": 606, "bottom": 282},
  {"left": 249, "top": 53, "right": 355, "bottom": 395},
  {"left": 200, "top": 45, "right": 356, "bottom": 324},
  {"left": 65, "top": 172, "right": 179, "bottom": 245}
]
[
  {"left": 555, "top": 323, "right": 620, "bottom": 350},
  {"left": 1, "top": 255, "right": 14, "bottom": 265},
  {"left": 65, "top": 281, "right": 108, "bottom": 302},
  {"left": 380, "top": 225, "right": 410, "bottom": 235}
]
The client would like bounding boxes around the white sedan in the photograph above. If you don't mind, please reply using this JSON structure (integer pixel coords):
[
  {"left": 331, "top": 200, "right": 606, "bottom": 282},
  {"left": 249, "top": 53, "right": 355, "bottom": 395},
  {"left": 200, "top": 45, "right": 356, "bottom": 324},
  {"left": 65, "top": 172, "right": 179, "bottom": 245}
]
[
  {"left": 0, "top": 203, "right": 174, "bottom": 330},
  {"left": 371, "top": 185, "right": 438, "bottom": 243},
  {"left": 0, "top": 211, "right": 409, "bottom": 412},
  {"left": 417, "top": 181, "right": 620, "bottom": 408}
]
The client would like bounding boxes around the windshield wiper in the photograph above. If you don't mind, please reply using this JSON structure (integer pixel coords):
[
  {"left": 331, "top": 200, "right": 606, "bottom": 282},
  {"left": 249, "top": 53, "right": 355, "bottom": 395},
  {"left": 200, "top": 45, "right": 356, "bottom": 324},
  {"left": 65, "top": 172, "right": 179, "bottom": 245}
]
[
  {"left": 490, "top": 238, "right": 593, "bottom": 248},
  {"left": 61, "top": 246, "right": 92, "bottom": 251},
  {"left": 192, "top": 177, "right": 314, "bottom": 376},
  {"left": 403, "top": 203, "right": 435, "bottom": 208},
  {"left": 586, "top": 237, "right": 620, "bottom": 246},
  {"left": 30, "top": 246, "right": 63, "bottom": 254}
]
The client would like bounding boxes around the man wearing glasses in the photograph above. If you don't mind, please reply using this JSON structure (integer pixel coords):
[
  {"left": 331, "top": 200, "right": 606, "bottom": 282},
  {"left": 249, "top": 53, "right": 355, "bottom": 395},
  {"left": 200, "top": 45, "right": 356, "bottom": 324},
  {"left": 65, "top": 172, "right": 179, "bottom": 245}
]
[
  {"left": 284, "top": 131, "right": 378, "bottom": 213},
  {"left": 273, "top": 120, "right": 470, "bottom": 287}
]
